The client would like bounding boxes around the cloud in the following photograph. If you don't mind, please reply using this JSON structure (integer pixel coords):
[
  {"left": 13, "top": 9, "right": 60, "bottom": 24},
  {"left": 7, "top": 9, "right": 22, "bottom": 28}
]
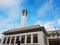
[
  {"left": 0, "top": 0, "right": 22, "bottom": 38},
  {"left": 35, "top": 21, "right": 44, "bottom": 26},
  {"left": 35, "top": 0, "right": 60, "bottom": 31},
  {"left": 44, "top": 21, "right": 55, "bottom": 31},
  {"left": 35, "top": 19, "right": 60, "bottom": 31},
  {"left": 37, "top": 2, "right": 49, "bottom": 16},
  {"left": 0, "top": 0, "right": 22, "bottom": 8},
  {"left": 0, "top": 0, "right": 22, "bottom": 27},
  {"left": 35, "top": 21, "right": 54, "bottom": 31},
  {"left": 36, "top": 0, "right": 54, "bottom": 18},
  {"left": 0, "top": 0, "right": 14, "bottom": 9},
  {"left": 57, "top": 19, "right": 60, "bottom": 25},
  {"left": 0, "top": 33, "right": 3, "bottom": 38}
]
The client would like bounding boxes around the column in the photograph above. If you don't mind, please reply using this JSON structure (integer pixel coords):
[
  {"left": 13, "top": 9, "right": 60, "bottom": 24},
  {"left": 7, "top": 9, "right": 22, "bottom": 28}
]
[
  {"left": 19, "top": 35, "right": 21, "bottom": 42},
  {"left": 10, "top": 36, "right": 12, "bottom": 44},
  {"left": 25, "top": 35, "right": 27, "bottom": 44},
  {"left": 38, "top": 32, "right": 45, "bottom": 45},
  {"left": 1, "top": 36, "right": 4, "bottom": 44},
  {"left": 14, "top": 36, "right": 16, "bottom": 44},
  {"left": 19, "top": 35, "right": 21, "bottom": 41},
  {"left": 31, "top": 34, "right": 33, "bottom": 44},
  {"left": 47, "top": 38, "right": 49, "bottom": 45},
  {"left": 5, "top": 37, "right": 8, "bottom": 44}
]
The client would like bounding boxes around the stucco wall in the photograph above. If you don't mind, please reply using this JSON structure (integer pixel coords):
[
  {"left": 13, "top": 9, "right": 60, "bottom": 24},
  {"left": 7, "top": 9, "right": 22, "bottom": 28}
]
[
  {"left": 38, "top": 31, "right": 46, "bottom": 45},
  {"left": 1, "top": 31, "right": 46, "bottom": 45}
]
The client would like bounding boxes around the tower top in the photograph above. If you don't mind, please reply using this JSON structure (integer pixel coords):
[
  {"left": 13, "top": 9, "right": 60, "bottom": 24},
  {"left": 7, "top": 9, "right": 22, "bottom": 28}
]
[{"left": 22, "top": 9, "right": 28, "bottom": 16}]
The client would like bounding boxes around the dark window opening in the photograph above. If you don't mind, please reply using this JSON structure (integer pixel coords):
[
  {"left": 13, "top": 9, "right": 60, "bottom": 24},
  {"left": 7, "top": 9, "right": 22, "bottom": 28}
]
[
  {"left": 16, "top": 36, "right": 20, "bottom": 43},
  {"left": 57, "top": 34, "right": 60, "bottom": 36},
  {"left": 52, "top": 35, "right": 55, "bottom": 37},
  {"left": 48, "top": 35, "right": 50, "bottom": 37},
  {"left": 11, "top": 36, "right": 15, "bottom": 44},
  {"left": 27, "top": 35, "right": 31, "bottom": 43},
  {"left": 33, "top": 34, "right": 38, "bottom": 43},
  {"left": 7, "top": 37, "right": 10, "bottom": 44},
  {"left": 21, "top": 35, "right": 25, "bottom": 43}
]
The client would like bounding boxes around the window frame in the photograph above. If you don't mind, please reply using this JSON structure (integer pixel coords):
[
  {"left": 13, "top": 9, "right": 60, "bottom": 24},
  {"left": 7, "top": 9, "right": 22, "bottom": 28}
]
[
  {"left": 27, "top": 34, "right": 31, "bottom": 43},
  {"left": 11, "top": 36, "right": 15, "bottom": 44},
  {"left": 21, "top": 35, "right": 25, "bottom": 43},
  {"left": 16, "top": 36, "right": 20, "bottom": 43},
  {"left": 7, "top": 37, "right": 10, "bottom": 44},
  {"left": 33, "top": 34, "right": 38, "bottom": 43}
]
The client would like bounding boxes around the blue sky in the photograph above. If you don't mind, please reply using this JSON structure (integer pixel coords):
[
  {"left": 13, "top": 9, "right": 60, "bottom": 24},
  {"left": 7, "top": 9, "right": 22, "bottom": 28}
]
[{"left": 0, "top": 0, "right": 60, "bottom": 38}]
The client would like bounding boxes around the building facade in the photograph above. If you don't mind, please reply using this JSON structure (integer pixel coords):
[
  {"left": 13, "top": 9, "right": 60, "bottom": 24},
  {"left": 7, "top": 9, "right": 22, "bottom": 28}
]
[
  {"left": 47, "top": 30, "right": 60, "bottom": 45},
  {"left": 1, "top": 25, "right": 60, "bottom": 45},
  {"left": 1, "top": 25, "right": 47, "bottom": 45}
]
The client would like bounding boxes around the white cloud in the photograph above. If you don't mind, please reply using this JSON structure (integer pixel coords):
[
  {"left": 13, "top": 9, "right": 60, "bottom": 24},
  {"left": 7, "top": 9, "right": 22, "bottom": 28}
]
[
  {"left": 35, "top": 21, "right": 44, "bottom": 26},
  {"left": 0, "top": 33, "right": 3, "bottom": 38},
  {"left": 44, "top": 21, "right": 55, "bottom": 31},
  {"left": 58, "top": 19, "right": 60, "bottom": 25},
  {"left": 0, "top": 0, "right": 22, "bottom": 8},
  {"left": 37, "top": 0, "right": 54, "bottom": 17},
  {"left": 0, "top": 0, "right": 14, "bottom": 8},
  {"left": 37, "top": 2, "right": 49, "bottom": 16},
  {"left": 35, "top": 19, "right": 60, "bottom": 31},
  {"left": 0, "top": 0, "right": 22, "bottom": 27},
  {"left": 35, "top": 21, "right": 55, "bottom": 31},
  {"left": 0, "top": 0, "right": 22, "bottom": 38},
  {"left": 35, "top": 0, "right": 60, "bottom": 31}
]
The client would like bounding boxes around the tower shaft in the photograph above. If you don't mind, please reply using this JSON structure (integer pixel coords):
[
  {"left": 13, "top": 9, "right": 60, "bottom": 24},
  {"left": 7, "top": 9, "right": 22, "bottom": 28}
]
[{"left": 20, "top": 9, "right": 28, "bottom": 27}]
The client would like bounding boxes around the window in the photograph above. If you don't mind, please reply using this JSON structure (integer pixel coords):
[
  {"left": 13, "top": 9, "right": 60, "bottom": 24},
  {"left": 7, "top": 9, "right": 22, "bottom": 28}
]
[
  {"left": 52, "top": 35, "right": 55, "bottom": 37},
  {"left": 16, "top": 36, "right": 20, "bottom": 43},
  {"left": 48, "top": 35, "right": 50, "bottom": 37},
  {"left": 57, "top": 34, "right": 60, "bottom": 36},
  {"left": 7, "top": 37, "right": 10, "bottom": 44},
  {"left": 11, "top": 36, "right": 15, "bottom": 44},
  {"left": 27, "top": 35, "right": 31, "bottom": 43},
  {"left": 33, "top": 34, "right": 38, "bottom": 43},
  {"left": 3, "top": 37, "right": 6, "bottom": 44},
  {"left": 21, "top": 35, "right": 25, "bottom": 43}
]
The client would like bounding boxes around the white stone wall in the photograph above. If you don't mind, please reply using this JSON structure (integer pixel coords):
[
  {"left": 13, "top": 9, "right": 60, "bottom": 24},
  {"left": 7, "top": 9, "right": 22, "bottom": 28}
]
[
  {"left": 38, "top": 31, "right": 46, "bottom": 45},
  {"left": 1, "top": 31, "right": 46, "bottom": 45},
  {"left": 47, "top": 34, "right": 60, "bottom": 45}
]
